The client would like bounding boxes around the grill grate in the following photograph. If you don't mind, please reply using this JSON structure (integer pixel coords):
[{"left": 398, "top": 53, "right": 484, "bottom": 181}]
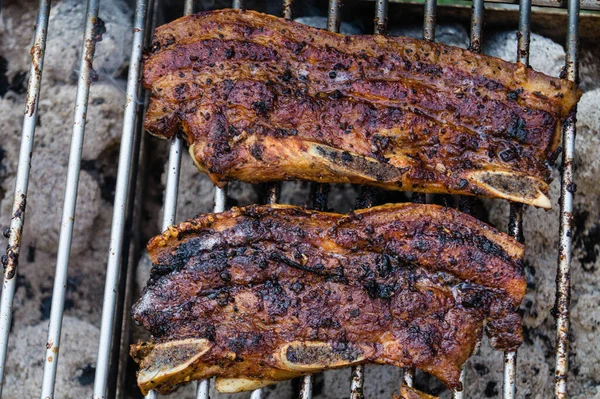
[{"left": 0, "top": 0, "right": 581, "bottom": 398}]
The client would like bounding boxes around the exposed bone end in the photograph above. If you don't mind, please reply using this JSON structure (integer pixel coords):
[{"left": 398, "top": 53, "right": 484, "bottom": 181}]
[
  {"left": 275, "top": 341, "right": 372, "bottom": 371},
  {"left": 468, "top": 170, "right": 551, "bottom": 209},
  {"left": 308, "top": 143, "right": 406, "bottom": 183},
  {"left": 215, "top": 377, "right": 280, "bottom": 393},
  {"left": 133, "top": 338, "right": 211, "bottom": 395},
  {"left": 396, "top": 385, "right": 440, "bottom": 399}
]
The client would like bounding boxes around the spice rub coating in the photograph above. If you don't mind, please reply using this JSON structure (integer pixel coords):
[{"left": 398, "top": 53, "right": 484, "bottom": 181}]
[
  {"left": 131, "top": 204, "right": 526, "bottom": 394},
  {"left": 142, "top": 9, "right": 580, "bottom": 208}
]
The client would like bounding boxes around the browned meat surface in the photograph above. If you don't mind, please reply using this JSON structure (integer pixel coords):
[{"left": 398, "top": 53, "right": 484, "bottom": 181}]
[
  {"left": 142, "top": 9, "right": 580, "bottom": 209},
  {"left": 131, "top": 204, "right": 525, "bottom": 394}
]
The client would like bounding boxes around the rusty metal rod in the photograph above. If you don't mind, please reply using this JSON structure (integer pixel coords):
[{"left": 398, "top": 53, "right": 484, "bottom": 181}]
[
  {"left": 39, "top": 0, "right": 102, "bottom": 397},
  {"left": 299, "top": 1, "right": 342, "bottom": 397},
  {"left": 503, "top": 2, "right": 532, "bottom": 397},
  {"left": 282, "top": 0, "right": 293, "bottom": 19},
  {"left": 403, "top": 368, "right": 415, "bottom": 388},
  {"left": 423, "top": 0, "right": 437, "bottom": 41},
  {"left": 349, "top": 3, "right": 389, "bottom": 395},
  {"left": 449, "top": 2, "right": 487, "bottom": 397},
  {"left": 92, "top": 0, "right": 147, "bottom": 396},
  {"left": 517, "top": 0, "right": 532, "bottom": 65},
  {"left": 374, "top": 0, "right": 388, "bottom": 34},
  {"left": 554, "top": 0, "right": 579, "bottom": 396},
  {"left": 469, "top": 0, "right": 484, "bottom": 52},
  {"left": 0, "top": 1, "right": 52, "bottom": 396}
]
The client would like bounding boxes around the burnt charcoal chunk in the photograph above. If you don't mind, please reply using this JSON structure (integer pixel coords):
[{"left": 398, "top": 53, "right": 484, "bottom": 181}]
[{"left": 77, "top": 365, "right": 96, "bottom": 386}]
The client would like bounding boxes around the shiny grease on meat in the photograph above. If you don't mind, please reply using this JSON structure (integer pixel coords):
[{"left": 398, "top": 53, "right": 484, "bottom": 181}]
[
  {"left": 131, "top": 204, "right": 526, "bottom": 394},
  {"left": 142, "top": 9, "right": 580, "bottom": 208}
]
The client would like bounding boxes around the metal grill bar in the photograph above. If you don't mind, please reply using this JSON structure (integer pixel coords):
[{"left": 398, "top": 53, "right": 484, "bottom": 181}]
[
  {"left": 403, "top": 368, "right": 415, "bottom": 388},
  {"left": 503, "top": 204, "right": 524, "bottom": 399},
  {"left": 469, "top": 0, "right": 484, "bottom": 53},
  {"left": 263, "top": 0, "right": 293, "bottom": 205},
  {"left": 423, "top": 0, "right": 436, "bottom": 41},
  {"left": 38, "top": 0, "right": 102, "bottom": 397},
  {"left": 162, "top": 136, "right": 183, "bottom": 228},
  {"left": 502, "top": 0, "right": 532, "bottom": 395},
  {"left": 153, "top": 1, "right": 214, "bottom": 398},
  {"left": 374, "top": 0, "right": 388, "bottom": 35},
  {"left": 555, "top": 0, "right": 579, "bottom": 397},
  {"left": 348, "top": 5, "right": 388, "bottom": 396},
  {"left": 0, "top": 0, "right": 52, "bottom": 396},
  {"left": 298, "top": 2, "right": 341, "bottom": 397},
  {"left": 283, "top": 0, "right": 294, "bottom": 19},
  {"left": 350, "top": 364, "right": 365, "bottom": 399},
  {"left": 194, "top": 380, "right": 209, "bottom": 399},
  {"left": 351, "top": 3, "right": 390, "bottom": 399},
  {"left": 517, "top": 0, "right": 532, "bottom": 65},
  {"left": 299, "top": 377, "right": 313, "bottom": 399},
  {"left": 449, "top": 1, "right": 485, "bottom": 398},
  {"left": 91, "top": 0, "right": 147, "bottom": 397},
  {"left": 0, "top": 0, "right": 583, "bottom": 398},
  {"left": 399, "top": 0, "right": 439, "bottom": 393}
]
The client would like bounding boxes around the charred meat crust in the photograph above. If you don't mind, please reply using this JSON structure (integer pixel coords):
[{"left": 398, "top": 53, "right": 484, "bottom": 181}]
[
  {"left": 142, "top": 9, "right": 580, "bottom": 208},
  {"left": 131, "top": 204, "right": 526, "bottom": 394}
]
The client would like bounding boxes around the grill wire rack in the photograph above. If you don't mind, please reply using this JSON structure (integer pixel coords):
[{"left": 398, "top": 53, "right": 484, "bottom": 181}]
[{"left": 0, "top": 0, "right": 581, "bottom": 398}]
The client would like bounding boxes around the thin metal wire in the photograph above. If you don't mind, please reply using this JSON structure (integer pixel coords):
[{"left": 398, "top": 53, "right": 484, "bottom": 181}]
[
  {"left": 374, "top": 0, "right": 388, "bottom": 35},
  {"left": 451, "top": 371, "right": 466, "bottom": 399},
  {"left": 194, "top": 380, "right": 209, "bottom": 399},
  {"left": 349, "top": 3, "right": 387, "bottom": 397},
  {"left": 503, "top": 338, "right": 518, "bottom": 399},
  {"left": 114, "top": 116, "right": 146, "bottom": 399},
  {"left": 38, "top": 0, "right": 101, "bottom": 397},
  {"left": 503, "top": 1, "right": 532, "bottom": 397},
  {"left": 555, "top": 0, "right": 579, "bottom": 397},
  {"left": 263, "top": 0, "right": 293, "bottom": 204},
  {"left": 504, "top": 204, "right": 524, "bottom": 399},
  {"left": 403, "top": 368, "right": 415, "bottom": 388},
  {"left": 91, "top": 0, "right": 147, "bottom": 397},
  {"left": 517, "top": 0, "right": 532, "bottom": 65},
  {"left": 162, "top": 139, "right": 183, "bottom": 228},
  {"left": 327, "top": 0, "right": 342, "bottom": 33},
  {"left": 299, "top": 375, "right": 313, "bottom": 399},
  {"left": 423, "top": 0, "right": 436, "bottom": 41},
  {"left": 449, "top": 2, "right": 486, "bottom": 397},
  {"left": 0, "top": 1, "right": 52, "bottom": 396},
  {"left": 469, "top": 0, "right": 484, "bottom": 53},
  {"left": 250, "top": 389, "right": 263, "bottom": 399},
  {"left": 282, "top": 0, "right": 293, "bottom": 19},
  {"left": 144, "top": 4, "right": 193, "bottom": 399},
  {"left": 298, "top": 2, "right": 341, "bottom": 397},
  {"left": 350, "top": 364, "right": 365, "bottom": 399},
  {"left": 400, "top": 1, "right": 439, "bottom": 391}
]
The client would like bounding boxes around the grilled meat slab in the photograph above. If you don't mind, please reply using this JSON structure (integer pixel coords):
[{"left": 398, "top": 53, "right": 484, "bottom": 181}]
[
  {"left": 143, "top": 9, "right": 580, "bottom": 208},
  {"left": 131, "top": 204, "right": 525, "bottom": 394}
]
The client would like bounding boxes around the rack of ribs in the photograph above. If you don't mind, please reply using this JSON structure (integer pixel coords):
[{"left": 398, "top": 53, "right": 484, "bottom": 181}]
[
  {"left": 142, "top": 9, "right": 580, "bottom": 208},
  {"left": 131, "top": 204, "right": 525, "bottom": 394}
]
